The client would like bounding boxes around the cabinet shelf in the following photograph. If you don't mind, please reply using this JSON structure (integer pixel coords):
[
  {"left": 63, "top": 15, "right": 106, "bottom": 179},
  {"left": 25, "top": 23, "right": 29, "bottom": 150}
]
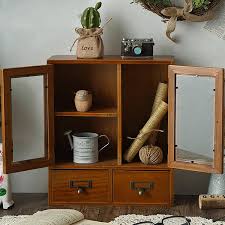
[
  {"left": 55, "top": 107, "right": 117, "bottom": 118},
  {"left": 120, "top": 161, "right": 169, "bottom": 170},
  {"left": 52, "top": 158, "right": 118, "bottom": 169},
  {"left": 51, "top": 160, "right": 169, "bottom": 170}
]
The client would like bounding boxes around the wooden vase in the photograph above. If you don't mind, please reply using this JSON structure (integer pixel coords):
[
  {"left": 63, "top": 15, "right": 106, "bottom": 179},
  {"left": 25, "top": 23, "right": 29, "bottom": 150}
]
[{"left": 74, "top": 90, "right": 92, "bottom": 112}]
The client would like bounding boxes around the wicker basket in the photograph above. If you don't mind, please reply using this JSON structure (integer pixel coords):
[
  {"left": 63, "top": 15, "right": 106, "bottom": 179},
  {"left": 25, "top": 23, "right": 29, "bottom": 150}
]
[{"left": 137, "top": 0, "right": 221, "bottom": 21}]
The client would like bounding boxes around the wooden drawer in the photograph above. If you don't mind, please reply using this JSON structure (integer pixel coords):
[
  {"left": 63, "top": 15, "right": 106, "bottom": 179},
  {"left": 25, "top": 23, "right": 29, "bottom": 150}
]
[
  {"left": 113, "top": 170, "right": 171, "bottom": 205},
  {"left": 50, "top": 169, "right": 111, "bottom": 204}
]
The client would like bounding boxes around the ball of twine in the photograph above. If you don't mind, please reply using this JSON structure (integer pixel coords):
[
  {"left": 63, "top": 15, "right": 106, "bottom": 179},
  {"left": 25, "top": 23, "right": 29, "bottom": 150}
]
[
  {"left": 139, "top": 145, "right": 163, "bottom": 165},
  {"left": 134, "top": 0, "right": 221, "bottom": 21}
]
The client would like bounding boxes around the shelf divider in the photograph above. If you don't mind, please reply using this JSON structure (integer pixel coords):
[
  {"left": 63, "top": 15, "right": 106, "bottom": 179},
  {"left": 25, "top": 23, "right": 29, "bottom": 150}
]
[
  {"left": 55, "top": 107, "right": 117, "bottom": 118},
  {"left": 117, "top": 64, "right": 122, "bottom": 165}
]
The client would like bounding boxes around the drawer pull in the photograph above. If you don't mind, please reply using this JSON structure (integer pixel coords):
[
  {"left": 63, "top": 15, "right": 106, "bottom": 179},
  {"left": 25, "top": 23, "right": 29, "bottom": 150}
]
[
  {"left": 138, "top": 188, "right": 145, "bottom": 196},
  {"left": 130, "top": 181, "right": 154, "bottom": 196},
  {"left": 69, "top": 180, "right": 92, "bottom": 194},
  {"left": 77, "top": 188, "right": 84, "bottom": 194}
]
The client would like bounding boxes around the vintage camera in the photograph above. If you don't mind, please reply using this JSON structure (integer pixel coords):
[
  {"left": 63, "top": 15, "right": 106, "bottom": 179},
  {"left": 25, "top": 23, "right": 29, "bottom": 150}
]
[{"left": 121, "top": 38, "right": 154, "bottom": 57}]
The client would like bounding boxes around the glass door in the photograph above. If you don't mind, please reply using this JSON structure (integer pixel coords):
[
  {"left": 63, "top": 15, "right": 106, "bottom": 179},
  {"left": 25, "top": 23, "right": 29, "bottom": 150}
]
[
  {"left": 1, "top": 65, "right": 54, "bottom": 173},
  {"left": 168, "top": 65, "right": 224, "bottom": 173}
]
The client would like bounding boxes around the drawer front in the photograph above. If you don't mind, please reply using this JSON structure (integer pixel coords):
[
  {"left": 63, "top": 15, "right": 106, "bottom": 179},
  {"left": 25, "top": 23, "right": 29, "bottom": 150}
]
[
  {"left": 113, "top": 170, "right": 171, "bottom": 204},
  {"left": 50, "top": 170, "right": 111, "bottom": 204}
]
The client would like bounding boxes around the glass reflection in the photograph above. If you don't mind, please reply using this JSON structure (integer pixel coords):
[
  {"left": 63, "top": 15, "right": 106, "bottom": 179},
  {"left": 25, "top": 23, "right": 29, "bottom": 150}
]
[
  {"left": 11, "top": 75, "right": 45, "bottom": 162},
  {"left": 175, "top": 74, "right": 215, "bottom": 165}
]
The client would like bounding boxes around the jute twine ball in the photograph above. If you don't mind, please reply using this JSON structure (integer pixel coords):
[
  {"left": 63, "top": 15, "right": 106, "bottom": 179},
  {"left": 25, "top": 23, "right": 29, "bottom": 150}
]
[{"left": 139, "top": 145, "right": 163, "bottom": 165}]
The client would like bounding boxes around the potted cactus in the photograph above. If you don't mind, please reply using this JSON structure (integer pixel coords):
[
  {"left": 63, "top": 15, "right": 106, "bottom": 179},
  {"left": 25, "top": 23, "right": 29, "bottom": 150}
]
[
  {"left": 81, "top": 2, "right": 102, "bottom": 29},
  {"left": 70, "top": 2, "right": 104, "bottom": 58}
]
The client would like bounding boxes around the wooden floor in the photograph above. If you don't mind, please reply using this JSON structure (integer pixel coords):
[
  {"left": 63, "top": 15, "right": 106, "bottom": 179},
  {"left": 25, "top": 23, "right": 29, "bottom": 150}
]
[{"left": 0, "top": 194, "right": 225, "bottom": 222}]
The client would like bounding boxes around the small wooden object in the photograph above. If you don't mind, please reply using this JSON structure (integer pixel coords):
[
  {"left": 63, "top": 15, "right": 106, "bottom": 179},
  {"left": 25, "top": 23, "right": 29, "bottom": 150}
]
[
  {"left": 139, "top": 145, "right": 163, "bottom": 165},
  {"left": 199, "top": 194, "right": 225, "bottom": 209},
  {"left": 74, "top": 90, "right": 92, "bottom": 112}
]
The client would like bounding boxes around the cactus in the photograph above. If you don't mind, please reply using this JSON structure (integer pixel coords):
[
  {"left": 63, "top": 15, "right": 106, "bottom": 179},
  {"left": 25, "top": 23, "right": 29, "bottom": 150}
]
[{"left": 81, "top": 2, "right": 102, "bottom": 29}]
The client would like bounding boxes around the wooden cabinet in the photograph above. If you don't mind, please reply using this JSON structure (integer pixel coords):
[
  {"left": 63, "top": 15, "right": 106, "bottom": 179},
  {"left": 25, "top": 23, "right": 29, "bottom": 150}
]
[{"left": 0, "top": 56, "right": 224, "bottom": 206}]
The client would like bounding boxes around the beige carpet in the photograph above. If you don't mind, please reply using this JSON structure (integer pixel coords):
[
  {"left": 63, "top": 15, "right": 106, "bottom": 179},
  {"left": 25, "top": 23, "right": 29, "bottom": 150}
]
[
  {"left": 1, "top": 213, "right": 225, "bottom": 225},
  {"left": 110, "top": 214, "right": 225, "bottom": 225}
]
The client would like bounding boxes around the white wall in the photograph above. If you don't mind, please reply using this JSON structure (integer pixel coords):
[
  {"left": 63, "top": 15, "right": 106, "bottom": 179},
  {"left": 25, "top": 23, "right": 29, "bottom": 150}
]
[{"left": 0, "top": 0, "right": 224, "bottom": 194}]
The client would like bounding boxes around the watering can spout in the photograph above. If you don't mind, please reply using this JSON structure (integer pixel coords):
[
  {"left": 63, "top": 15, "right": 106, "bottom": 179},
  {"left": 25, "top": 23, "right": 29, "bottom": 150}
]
[{"left": 64, "top": 130, "right": 73, "bottom": 150}]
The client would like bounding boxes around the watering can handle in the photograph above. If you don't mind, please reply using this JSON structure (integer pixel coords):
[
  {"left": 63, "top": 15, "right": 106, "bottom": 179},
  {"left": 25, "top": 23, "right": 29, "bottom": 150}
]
[
  {"left": 64, "top": 130, "right": 73, "bottom": 150},
  {"left": 98, "top": 135, "right": 110, "bottom": 152}
]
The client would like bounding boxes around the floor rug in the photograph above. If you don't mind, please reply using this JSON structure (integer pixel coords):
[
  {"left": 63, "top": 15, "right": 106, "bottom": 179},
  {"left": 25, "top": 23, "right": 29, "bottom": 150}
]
[
  {"left": 109, "top": 214, "right": 225, "bottom": 225},
  {"left": 0, "top": 214, "right": 225, "bottom": 225},
  {"left": 0, "top": 215, "right": 28, "bottom": 225}
]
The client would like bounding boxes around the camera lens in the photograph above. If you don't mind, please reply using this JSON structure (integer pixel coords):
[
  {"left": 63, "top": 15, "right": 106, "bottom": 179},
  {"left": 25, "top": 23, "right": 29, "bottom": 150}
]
[{"left": 133, "top": 45, "right": 142, "bottom": 55}]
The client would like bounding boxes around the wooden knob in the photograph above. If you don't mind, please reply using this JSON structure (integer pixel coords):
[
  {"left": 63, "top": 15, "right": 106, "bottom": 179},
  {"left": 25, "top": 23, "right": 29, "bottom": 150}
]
[
  {"left": 77, "top": 188, "right": 84, "bottom": 194},
  {"left": 138, "top": 188, "right": 145, "bottom": 196}
]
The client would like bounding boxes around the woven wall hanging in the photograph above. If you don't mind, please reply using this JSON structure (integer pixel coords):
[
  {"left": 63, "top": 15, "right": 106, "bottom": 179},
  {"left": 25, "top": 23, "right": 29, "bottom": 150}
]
[{"left": 132, "top": 0, "right": 221, "bottom": 42}]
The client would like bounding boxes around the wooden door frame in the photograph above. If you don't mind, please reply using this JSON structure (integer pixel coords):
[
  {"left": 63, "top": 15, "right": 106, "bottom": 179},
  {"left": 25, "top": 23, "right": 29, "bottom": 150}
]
[
  {"left": 168, "top": 65, "right": 224, "bottom": 174},
  {"left": 1, "top": 65, "right": 54, "bottom": 174}
]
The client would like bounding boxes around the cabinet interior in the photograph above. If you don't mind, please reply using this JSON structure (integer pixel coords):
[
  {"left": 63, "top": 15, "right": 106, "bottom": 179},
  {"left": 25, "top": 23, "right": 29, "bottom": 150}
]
[
  {"left": 54, "top": 64, "right": 117, "bottom": 111},
  {"left": 53, "top": 62, "right": 169, "bottom": 167},
  {"left": 122, "top": 64, "right": 168, "bottom": 164},
  {"left": 55, "top": 117, "right": 117, "bottom": 164}
]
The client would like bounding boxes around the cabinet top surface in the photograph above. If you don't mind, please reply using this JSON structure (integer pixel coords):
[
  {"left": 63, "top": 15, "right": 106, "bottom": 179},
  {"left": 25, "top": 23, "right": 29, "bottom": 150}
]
[{"left": 47, "top": 55, "right": 174, "bottom": 65}]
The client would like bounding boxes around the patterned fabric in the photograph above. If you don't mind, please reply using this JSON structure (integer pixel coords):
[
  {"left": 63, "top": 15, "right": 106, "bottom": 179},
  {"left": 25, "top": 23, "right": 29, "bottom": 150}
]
[
  {"left": 0, "top": 209, "right": 84, "bottom": 225},
  {"left": 1, "top": 213, "right": 225, "bottom": 225},
  {"left": 0, "top": 215, "right": 28, "bottom": 225},
  {"left": 109, "top": 214, "right": 225, "bottom": 225},
  {"left": 0, "top": 143, "right": 14, "bottom": 209}
]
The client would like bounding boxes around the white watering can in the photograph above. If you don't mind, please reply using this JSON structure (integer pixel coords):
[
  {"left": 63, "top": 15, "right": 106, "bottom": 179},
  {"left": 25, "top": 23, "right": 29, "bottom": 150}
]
[{"left": 64, "top": 131, "right": 110, "bottom": 164}]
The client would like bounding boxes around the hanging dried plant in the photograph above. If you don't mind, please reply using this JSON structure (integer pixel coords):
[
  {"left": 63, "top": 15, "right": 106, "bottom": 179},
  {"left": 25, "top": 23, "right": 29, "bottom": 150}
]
[
  {"left": 131, "top": 0, "right": 221, "bottom": 42},
  {"left": 132, "top": 0, "right": 220, "bottom": 20}
]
